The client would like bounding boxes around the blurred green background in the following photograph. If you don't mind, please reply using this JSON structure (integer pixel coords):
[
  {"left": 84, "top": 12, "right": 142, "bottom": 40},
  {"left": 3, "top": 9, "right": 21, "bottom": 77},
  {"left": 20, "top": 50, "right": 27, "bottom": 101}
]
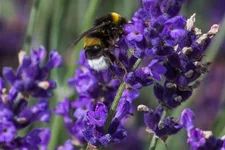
[{"left": 0, "top": 0, "right": 225, "bottom": 149}]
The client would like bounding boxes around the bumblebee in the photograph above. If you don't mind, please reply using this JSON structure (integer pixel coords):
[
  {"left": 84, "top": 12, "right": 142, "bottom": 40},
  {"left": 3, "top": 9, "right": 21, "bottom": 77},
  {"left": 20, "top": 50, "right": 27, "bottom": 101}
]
[{"left": 69, "top": 12, "right": 127, "bottom": 71}]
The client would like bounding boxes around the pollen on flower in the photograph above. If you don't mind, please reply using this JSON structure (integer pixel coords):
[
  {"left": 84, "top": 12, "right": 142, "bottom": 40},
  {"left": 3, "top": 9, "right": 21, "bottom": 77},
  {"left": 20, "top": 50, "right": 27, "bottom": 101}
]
[
  {"left": 38, "top": 81, "right": 50, "bottom": 90},
  {"left": 137, "top": 104, "right": 149, "bottom": 112}
]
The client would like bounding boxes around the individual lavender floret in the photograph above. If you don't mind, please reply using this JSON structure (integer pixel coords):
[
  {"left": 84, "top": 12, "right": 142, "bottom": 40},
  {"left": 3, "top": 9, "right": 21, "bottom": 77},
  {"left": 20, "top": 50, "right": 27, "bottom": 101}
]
[
  {"left": 3, "top": 46, "right": 62, "bottom": 99},
  {"left": 82, "top": 102, "right": 129, "bottom": 147},
  {"left": 57, "top": 140, "right": 76, "bottom": 150},
  {"left": 39, "top": 128, "right": 51, "bottom": 150},
  {"left": 125, "top": 58, "right": 166, "bottom": 89},
  {"left": 180, "top": 108, "right": 225, "bottom": 150},
  {"left": 138, "top": 105, "right": 182, "bottom": 140}
]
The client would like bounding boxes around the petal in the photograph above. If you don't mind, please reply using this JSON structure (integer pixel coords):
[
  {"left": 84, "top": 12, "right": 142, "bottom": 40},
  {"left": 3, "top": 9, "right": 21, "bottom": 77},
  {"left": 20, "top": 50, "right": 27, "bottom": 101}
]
[
  {"left": 115, "top": 100, "right": 130, "bottom": 120},
  {"left": 3, "top": 67, "right": 17, "bottom": 85},
  {"left": 126, "top": 32, "right": 136, "bottom": 41},
  {"left": 180, "top": 108, "right": 195, "bottom": 131},
  {"left": 152, "top": 64, "right": 167, "bottom": 74},
  {"left": 99, "top": 134, "right": 112, "bottom": 147},
  {"left": 0, "top": 78, "right": 5, "bottom": 90},
  {"left": 124, "top": 24, "right": 136, "bottom": 32}
]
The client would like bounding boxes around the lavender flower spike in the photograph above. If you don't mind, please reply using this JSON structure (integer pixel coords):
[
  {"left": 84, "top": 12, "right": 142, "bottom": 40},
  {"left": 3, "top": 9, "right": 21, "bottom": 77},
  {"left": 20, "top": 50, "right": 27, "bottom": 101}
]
[
  {"left": 0, "top": 46, "right": 61, "bottom": 149},
  {"left": 3, "top": 46, "right": 62, "bottom": 99},
  {"left": 138, "top": 105, "right": 182, "bottom": 139},
  {"left": 180, "top": 108, "right": 225, "bottom": 150}
]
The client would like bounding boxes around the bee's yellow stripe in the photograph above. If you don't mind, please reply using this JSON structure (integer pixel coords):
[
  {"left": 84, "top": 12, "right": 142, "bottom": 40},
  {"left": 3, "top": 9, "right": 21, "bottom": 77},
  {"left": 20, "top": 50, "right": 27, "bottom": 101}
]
[
  {"left": 111, "top": 12, "right": 121, "bottom": 24},
  {"left": 84, "top": 37, "right": 101, "bottom": 47}
]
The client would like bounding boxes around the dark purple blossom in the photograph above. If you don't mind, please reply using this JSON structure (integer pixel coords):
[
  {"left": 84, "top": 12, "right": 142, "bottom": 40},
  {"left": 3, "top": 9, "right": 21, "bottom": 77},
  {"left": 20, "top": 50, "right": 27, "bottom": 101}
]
[
  {"left": 142, "top": 58, "right": 167, "bottom": 81},
  {"left": 180, "top": 108, "right": 225, "bottom": 150},
  {"left": 87, "top": 103, "right": 108, "bottom": 127},
  {"left": 141, "top": 106, "right": 182, "bottom": 138},
  {"left": 82, "top": 102, "right": 128, "bottom": 147}
]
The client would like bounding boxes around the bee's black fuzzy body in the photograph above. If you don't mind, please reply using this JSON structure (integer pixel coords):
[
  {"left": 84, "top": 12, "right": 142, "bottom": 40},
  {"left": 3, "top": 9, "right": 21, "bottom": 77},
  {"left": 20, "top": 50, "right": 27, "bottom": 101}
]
[{"left": 81, "top": 12, "right": 127, "bottom": 71}]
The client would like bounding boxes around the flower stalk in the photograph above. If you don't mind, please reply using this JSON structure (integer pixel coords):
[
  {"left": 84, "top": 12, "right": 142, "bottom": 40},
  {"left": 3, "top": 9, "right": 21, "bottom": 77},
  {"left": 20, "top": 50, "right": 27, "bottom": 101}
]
[
  {"left": 104, "top": 58, "right": 142, "bottom": 132},
  {"left": 149, "top": 107, "right": 168, "bottom": 150},
  {"left": 104, "top": 82, "right": 126, "bottom": 131},
  {"left": 23, "top": 0, "right": 41, "bottom": 52}
]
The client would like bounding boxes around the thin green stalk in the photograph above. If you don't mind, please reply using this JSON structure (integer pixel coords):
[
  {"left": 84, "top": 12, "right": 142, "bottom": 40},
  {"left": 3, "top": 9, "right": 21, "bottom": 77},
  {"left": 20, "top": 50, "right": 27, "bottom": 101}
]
[
  {"left": 48, "top": 0, "right": 68, "bottom": 149},
  {"left": 150, "top": 135, "right": 159, "bottom": 150},
  {"left": 149, "top": 108, "right": 167, "bottom": 150},
  {"left": 213, "top": 84, "right": 225, "bottom": 136},
  {"left": 49, "top": 0, "right": 66, "bottom": 50},
  {"left": 104, "top": 82, "right": 126, "bottom": 131},
  {"left": 104, "top": 58, "right": 142, "bottom": 131},
  {"left": 23, "top": 0, "right": 41, "bottom": 52},
  {"left": 67, "top": 0, "right": 101, "bottom": 79},
  {"left": 132, "top": 58, "right": 142, "bottom": 70},
  {"left": 18, "top": 0, "right": 42, "bottom": 137}
]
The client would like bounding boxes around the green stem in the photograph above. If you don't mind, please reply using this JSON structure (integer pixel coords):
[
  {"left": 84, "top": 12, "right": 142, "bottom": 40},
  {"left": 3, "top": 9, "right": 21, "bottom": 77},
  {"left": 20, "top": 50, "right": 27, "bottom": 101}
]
[
  {"left": 212, "top": 81, "right": 225, "bottom": 136},
  {"left": 104, "top": 82, "right": 126, "bottom": 131},
  {"left": 104, "top": 58, "right": 142, "bottom": 132},
  {"left": 149, "top": 108, "right": 167, "bottom": 150},
  {"left": 48, "top": 0, "right": 68, "bottom": 149},
  {"left": 49, "top": 0, "right": 66, "bottom": 50},
  {"left": 149, "top": 135, "right": 159, "bottom": 150},
  {"left": 132, "top": 58, "right": 142, "bottom": 70},
  {"left": 67, "top": 0, "right": 101, "bottom": 79},
  {"left": 23, "top": 0, "right": 41, "bottom": 52}
]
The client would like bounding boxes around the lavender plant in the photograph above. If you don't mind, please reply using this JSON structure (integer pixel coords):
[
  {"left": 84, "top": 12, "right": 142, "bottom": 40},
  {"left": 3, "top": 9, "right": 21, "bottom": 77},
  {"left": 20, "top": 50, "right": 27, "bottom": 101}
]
[
  {"left": 54, "top": 0, "right": 221, "bottom": 150},
  {"left": 2, "top": 0, "right": 224, "bottom": 150}
]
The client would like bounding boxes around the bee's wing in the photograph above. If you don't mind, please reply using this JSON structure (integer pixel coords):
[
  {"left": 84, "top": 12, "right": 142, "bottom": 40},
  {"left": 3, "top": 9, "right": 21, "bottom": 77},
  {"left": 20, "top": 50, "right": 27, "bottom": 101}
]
[{"left": 67, "top": 22, "right": 108, "bottom": 49}]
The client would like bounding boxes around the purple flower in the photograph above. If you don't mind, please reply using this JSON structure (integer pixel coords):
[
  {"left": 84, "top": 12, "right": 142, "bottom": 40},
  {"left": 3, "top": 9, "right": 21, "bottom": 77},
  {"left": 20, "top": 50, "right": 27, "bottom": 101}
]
[
  {"left": 39, "top": 128, "right": 51, "bottom": 150},
  {"left": 54, "top": 98, "right": 71, "bottom": 118},
  {"left": 54, "top": 98, "right": 86, "bottom": 145},
  {"left": 72, "top": 95, "right": 93, "bottom": 119},
  {"left": 0, "top": 46, "right": 58, "bottom": 149},
  {"left": 0, "top": 121, "right": 17, "bottom": 143},
  {"left": 80, "top": 100, "right": 130, "bottom": 147},
  {"left": 57, "top": 140, "right": 76, "bottom": 150},
  {"left": 55, "top": 0, "right": 219, "bottom": 148},
  {"left": 125, "top": 21, "right": 145, "bottom": 42},
  {"left": 68, "top": 68, "right": 96, "bottom": 94},
  {"left": 2, "top": 128, "right": 47, "bottom": 150},
  {"left": 142, "top": 106, "right": 182, "bottom": 138},
  {"left": 125, "top": 69, "right": 154, "bottom": 89},
  {"left": 142, "top": 58, "right": 167, "bottom": 80},
  {"left": 87, "top": 103, "right": 108, "bottom": 127},
  {"left": 3, "top": 46, "right": 62, "bottom": 99},
  {"left": 180, "top": 108, "right": 225, "bottom": 150},
  {"left": 180, "top": 108, "right": 195, "bottom": 131}
]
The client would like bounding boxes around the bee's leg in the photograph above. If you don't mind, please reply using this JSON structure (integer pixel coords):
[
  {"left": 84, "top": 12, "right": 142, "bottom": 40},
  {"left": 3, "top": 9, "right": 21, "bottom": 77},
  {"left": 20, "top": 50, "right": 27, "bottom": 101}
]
[
  {"left": 106, "top": 51, "right": 127, "bottom": 77},
  {"left": 115, "top": 59, "right": 127, "bottom": 76},
  {"left": 113, "top": 44, "right": 119, "bottom": 48}
]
